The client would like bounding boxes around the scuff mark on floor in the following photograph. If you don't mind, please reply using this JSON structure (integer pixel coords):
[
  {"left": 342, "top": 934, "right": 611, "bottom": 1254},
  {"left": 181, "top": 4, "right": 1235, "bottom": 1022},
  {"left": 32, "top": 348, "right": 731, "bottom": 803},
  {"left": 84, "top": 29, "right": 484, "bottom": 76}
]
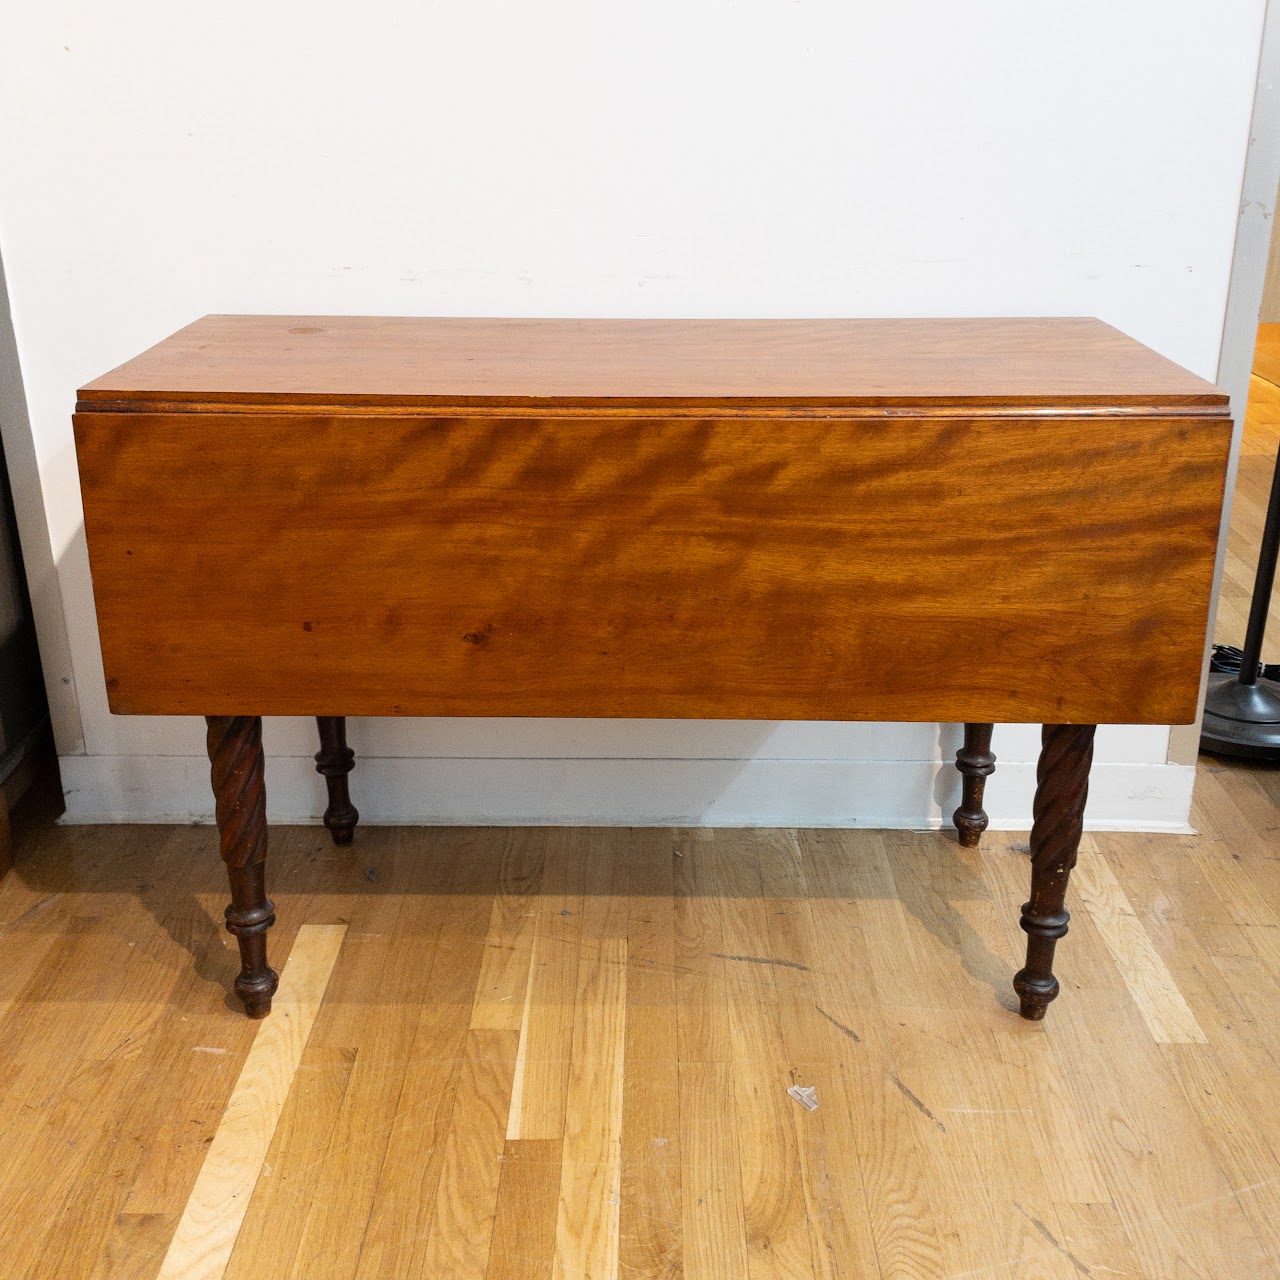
[
  {"left": 890, "top": 1074, "right": 946, "bottom": 1133},
  {"left": 1, "top": 893, "right": 63, "bottom": 931},
  {"left": 1175, "top": 1177, "right": 1280, "bottom": 1215},
  {"left": 712, "top": 952, "right": 808, "bottom": 972},
  {"left": 814, "top": 1006, "right": 861, "bottom": 1043},
  {"left": 1013, "top": 1201, "right": 1092, "bottom": 1275}
]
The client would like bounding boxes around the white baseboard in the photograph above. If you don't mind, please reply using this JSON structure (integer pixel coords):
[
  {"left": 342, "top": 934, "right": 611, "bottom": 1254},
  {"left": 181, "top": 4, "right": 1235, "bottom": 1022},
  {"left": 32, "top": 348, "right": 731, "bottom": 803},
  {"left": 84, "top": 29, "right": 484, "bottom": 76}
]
[{"left": 57, "top": 753, "right": 1197, "bottom": 833}]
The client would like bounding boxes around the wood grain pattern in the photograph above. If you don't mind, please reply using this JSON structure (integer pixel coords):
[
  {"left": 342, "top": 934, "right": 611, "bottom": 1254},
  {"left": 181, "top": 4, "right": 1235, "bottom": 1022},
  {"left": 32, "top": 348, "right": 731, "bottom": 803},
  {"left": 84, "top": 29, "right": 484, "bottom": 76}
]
[
  {"left": 470, "top": 830, "right": 543, "bottom": 1033},
  {"left": 1072, "top": 838, "right": 1208, "bottom": 1044},
  {"left": 680, "top": 1062, "right": 750, "bottom": 1280},
  {"left": 552, "top": 937, "right": 626, "bottom": 1280},
  {"left": 410, "top": 1030, "right": 518, "bottom": 1279},
  {"left": 220, "top": 1046, "right": 358, "bottom": 1279},
  {"left": 75, "top": 407, "right": 1229, "bottom": 724},
  {"left": 486, "top": 1140, "right": 563, "bottom": 1280},
  {"left": 4, "top": 800, "right": 1280, "bottom": 1277},
  {"left": 78, "top": 315, "right": 1223, "bottom": 410},
  {"left": 343, "top": 830, "right": 502, "bottom": 1280},
  {"left": 504, "top": 832, "right": 584, "bottom": 1142},
  {"left": 797, "top": 831, "right": 950, "bottom": 1278},
  {"left": 620, "top": 832, "right": 683, "bottom": 1280},
  {"left": 156, "top": 923, "right": 346, "bottom": 1280}
]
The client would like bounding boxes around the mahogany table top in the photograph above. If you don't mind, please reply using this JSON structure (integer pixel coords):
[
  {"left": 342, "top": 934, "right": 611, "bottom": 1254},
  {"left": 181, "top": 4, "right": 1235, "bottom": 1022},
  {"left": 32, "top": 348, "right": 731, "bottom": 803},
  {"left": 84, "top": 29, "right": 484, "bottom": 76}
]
[
  {"left": 74, "top": 316, "right": 1231, "bottom": 725},
  {"left": 79, "top": 315, "right": 1223, "bottom": 412}
]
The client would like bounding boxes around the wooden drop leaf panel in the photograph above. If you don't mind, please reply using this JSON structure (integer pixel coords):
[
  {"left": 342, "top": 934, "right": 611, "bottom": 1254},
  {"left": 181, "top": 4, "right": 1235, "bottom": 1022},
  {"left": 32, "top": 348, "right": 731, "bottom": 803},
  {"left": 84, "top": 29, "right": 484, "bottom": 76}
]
[{"left": 73, "top": 407, "right": 1230, "bottom": 724}]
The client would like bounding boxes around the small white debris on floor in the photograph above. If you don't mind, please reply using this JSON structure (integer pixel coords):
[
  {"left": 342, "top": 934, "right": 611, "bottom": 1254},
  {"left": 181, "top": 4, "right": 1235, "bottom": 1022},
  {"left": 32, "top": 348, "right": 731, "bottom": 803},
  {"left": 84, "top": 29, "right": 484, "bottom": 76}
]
[{"left": 787, "top": 1085, "right": 819, "bottom": 1112}]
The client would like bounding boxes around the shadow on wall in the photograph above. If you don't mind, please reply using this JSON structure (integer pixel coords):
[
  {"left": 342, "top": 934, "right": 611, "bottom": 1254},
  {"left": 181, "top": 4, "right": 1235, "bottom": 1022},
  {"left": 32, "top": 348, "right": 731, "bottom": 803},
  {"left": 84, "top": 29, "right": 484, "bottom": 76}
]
[{"left": 87, "top": 699, "right": 973, "bottom": 830}]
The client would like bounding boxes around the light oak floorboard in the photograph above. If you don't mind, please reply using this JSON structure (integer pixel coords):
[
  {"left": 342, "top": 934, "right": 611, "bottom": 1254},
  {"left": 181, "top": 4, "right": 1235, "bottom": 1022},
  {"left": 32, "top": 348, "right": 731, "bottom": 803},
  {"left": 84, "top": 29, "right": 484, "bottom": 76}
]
[
  {"left": 157, "top": 922, "right": 346, "bottom": 1280},
  {"left": 1071, "top": 838, "right": 1207, "bottom": 1044}
]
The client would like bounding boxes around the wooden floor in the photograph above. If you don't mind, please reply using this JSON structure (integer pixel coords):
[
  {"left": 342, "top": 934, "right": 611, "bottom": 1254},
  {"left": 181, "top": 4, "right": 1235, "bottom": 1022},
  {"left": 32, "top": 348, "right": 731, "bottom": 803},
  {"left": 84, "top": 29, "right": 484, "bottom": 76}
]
[{"left": 4, "top": 347, "right": 1280, "bottom": 1279}]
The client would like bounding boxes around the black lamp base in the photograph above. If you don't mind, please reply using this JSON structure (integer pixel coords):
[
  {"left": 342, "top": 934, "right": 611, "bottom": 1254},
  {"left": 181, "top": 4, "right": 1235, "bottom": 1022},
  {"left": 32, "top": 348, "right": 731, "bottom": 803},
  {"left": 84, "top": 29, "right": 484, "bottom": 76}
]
[{"left": 1199, "top": 672, "right": 1280, "bottom": 761}]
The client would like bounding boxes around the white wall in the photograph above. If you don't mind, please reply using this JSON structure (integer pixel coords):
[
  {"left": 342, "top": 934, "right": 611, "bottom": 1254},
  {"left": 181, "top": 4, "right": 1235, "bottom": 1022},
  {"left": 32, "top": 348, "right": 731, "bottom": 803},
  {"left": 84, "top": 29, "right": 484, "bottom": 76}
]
[{"left": 0, "top": 1, "right": 1267, "bottom": 829}]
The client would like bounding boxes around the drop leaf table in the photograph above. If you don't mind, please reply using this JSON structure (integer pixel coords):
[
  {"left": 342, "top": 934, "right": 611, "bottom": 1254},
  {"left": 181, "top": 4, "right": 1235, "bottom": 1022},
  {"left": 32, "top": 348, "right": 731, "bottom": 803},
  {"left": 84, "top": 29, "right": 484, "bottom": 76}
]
[{"left": 73, "top": 316, "right": 1231, "bottom": 1020}]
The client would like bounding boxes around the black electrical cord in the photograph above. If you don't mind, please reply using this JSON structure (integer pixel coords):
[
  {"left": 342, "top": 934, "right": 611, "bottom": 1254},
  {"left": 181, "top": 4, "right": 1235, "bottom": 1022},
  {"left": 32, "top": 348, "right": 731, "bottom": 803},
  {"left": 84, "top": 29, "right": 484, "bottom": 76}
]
[{"left": 1209, "top": 643, "right": 1280, "bottom": 681}]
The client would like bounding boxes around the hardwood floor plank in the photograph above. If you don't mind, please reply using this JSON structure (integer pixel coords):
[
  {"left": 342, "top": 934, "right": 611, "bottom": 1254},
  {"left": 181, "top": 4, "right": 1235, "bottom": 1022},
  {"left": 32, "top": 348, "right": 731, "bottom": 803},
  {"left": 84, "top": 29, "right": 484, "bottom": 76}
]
[
  {"left": 620, "top": 831, "right": 683, "bottom": 1280},
  {"left": 1049, "top": 990, "right": 1273, "bottom": 1277},
  {"left": 795, "top": 830, "right": 948, "bottom": 1280},
  {"left": 1161, "top": 1040, "right": 1280, "bottom": 1263},
  {"left": 757, "top": 831, "right": 883, "bottom": 1280},
  {"left": 714, "top": 832, "right": 819, "bottom": 1279},
  {"left": 87, "top": 1213, "right": 181, "bottom": 1280},
  {"left": 1072, "top": 840, "right": 1207, "bottom": 1044},
  {"left": 674, "top": 831, "right": 734, "bottom": 1065},
  {"left": 507, "top": 831, "right": 585, "bottom": 1142},
  {"left": 679, "top": 1061, "right": 750, "bottom": 1280},
  {"left": 351, "top": 829, "right": 508, "bottom": 1280},
  {"left": 488, "top": 1139, "right": 564, "bottom": 1280},
  {"left": 471, "top": 831, "right": 541, "bottom": 1031},
  {"left": 735, "top": 1054, "right": 819, "bottom": 1280},
  {"left": 222, "top": 1045, "right": 358, "bottom": 1280},
  {"left": 552, "top": 936, "right": 627, "bottom": 1280},
  {"left": 990, "top": 1024, "right": 1111, "bottom": 1208},
  {"left": 156, "top": 922, "right": 346, "bottom": 1280},
  {"left": 0, "top": 836, "right": 259, "bottom": 1277},
  {"left": 410, "top": 1029, "right": 519, "bottom": 1280},
  {"left": 619, "top": 1071, "right": 683, "bottom": 1280}
]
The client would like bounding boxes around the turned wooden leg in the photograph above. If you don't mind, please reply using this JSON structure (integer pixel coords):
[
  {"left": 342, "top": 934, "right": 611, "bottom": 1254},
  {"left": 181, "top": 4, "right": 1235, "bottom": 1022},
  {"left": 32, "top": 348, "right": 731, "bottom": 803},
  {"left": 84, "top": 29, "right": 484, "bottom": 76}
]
[
  {"left": 1013, "top": 723, "right": 1095, "bottom": 1021},
  {"left": 315, "top": 716, "right": 359, "bottom": 845},
  {"left": 206, "top": 715, "right": 278, "bottom": 1018},
  {"left": 953, "top": 721, "right": 995, "bottom": 847}
]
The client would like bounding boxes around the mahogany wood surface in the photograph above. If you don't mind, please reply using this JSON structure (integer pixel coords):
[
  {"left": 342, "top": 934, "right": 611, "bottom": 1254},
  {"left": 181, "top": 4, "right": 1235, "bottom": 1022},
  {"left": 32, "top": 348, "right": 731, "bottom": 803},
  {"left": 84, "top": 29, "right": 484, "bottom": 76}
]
[
  {"left": 75, "top": 402, "right": 1229, "bottom": 724},
  {"left": 79, "top": 315, "right": 1223, "bottom": 410}
]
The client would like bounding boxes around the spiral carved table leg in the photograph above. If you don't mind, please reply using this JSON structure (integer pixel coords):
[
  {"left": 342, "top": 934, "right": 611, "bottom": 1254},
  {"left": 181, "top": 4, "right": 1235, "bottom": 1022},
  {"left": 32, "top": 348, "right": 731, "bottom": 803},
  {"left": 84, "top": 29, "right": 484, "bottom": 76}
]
[
  {"left": 1013, "top": 723, "right": 1096, "bottom": 1021},
  {"left": 206, "top": 715, "right": 278, "bottom": 1018},
  {"left": 315, "top": 716, "right": 359, "bottom": 845},
  {"left": 953, "top": 722, "right": 995, "bottom": 847}
]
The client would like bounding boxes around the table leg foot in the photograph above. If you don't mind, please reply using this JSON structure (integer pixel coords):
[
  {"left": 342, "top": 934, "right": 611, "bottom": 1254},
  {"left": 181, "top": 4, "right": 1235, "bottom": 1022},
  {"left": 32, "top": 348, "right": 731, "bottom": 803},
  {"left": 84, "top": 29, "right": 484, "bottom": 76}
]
[
  {"left": 1013, "top": 723, "right": 1094, "bottom": 1021},
  {"left": 315, "top": 716, "right": 358, "bottom": 846},
  {"left": 953, "top": 721, "right": 995, "bottom": 847},
  {"left": 207, "top": 715, "right": 278, "bottom": 1018}
]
